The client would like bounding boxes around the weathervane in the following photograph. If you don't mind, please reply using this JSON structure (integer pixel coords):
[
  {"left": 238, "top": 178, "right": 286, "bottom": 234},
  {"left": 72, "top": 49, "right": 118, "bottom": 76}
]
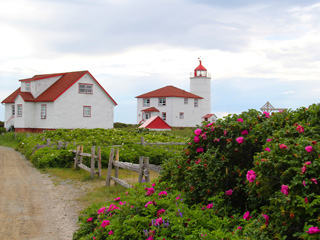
[{"left": 260, "top": 101, "right": 287, "bottom": 113}]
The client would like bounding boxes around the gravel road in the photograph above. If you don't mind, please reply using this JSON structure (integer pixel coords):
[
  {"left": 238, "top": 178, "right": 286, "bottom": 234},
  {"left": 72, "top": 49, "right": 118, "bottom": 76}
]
[{"left": 0, "top": 146, "right": 83, "bottom": 240}]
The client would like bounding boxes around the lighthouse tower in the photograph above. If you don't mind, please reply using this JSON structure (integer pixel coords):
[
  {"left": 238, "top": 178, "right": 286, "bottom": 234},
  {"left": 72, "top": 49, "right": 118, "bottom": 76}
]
[{"left": 190, "top": 59, "right": 212, "bottom": 119}]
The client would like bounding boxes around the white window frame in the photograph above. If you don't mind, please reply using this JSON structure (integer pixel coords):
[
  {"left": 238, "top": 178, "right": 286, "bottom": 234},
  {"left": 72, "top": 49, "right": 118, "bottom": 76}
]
[
  {"left": 145, "top": 112, "right": 150, "bottom": 120},
  {"left": 184, "top": 98, "right": 188, "bottom": 105},
  {"left": 179, "top": 112, "right": 184, "bottom": 119},
  {"left": 194, "top": 99, "right": 198, "bottom": 108},
  {"left": 162, "top": 112, "right": 166, "bottom": 121},
  {"left": 79, "top": 83, "right": 93, "bottom": 94},
  {"left": 17, "top": 104, "right": 22, "bottom": 117},
  {"left": 25, "top": 82, "right": 31, "bottom": 92},
  {"left": 83, "top": 106, "right": 91, "bottom": 117},
  {"left": 11, "top": 105, "right": 15, "bottom": 116},
  {"left": 143, "top": 98, "right": 150, "bottom": 107},
  {"left": 158, "top": 98, "right": 166, "bottom": 106},
  {"left": 41, "top": 104, "right": 47, "bottom": 119}
]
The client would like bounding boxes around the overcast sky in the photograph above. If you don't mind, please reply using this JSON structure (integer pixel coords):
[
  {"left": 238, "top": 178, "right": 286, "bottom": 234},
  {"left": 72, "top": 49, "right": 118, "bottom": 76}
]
[{"left": 1, "top": 0, "right": 320, "bottom": 123}]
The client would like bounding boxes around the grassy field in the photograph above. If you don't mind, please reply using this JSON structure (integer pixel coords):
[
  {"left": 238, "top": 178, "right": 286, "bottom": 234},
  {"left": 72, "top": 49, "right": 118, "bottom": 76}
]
[
  {"left": 0, "top": 132, "right": 28, "bottom": 148},
  {"left": 43, "top": 168, "right": 159, "bottom": 206}
]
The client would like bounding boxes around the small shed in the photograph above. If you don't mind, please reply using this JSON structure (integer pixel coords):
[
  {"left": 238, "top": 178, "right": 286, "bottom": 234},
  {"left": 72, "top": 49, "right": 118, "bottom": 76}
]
[{"left": 139, "top": 116, "right": 171, "bottom": 131}]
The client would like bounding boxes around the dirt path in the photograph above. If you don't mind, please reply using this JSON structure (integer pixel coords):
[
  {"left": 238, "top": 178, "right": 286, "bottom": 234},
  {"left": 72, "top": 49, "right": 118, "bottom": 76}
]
[{"left": 0, "top": 146, "right": 84, "bottom": 240}]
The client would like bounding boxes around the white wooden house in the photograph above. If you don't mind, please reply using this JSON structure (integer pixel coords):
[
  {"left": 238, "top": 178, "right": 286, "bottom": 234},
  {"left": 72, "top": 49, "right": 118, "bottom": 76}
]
[
  {"left": 1, "top": 71, "right": 117, "bottom": 132},
  {"left": 136, "top": 60, "right": 217, "bottom": 127}
]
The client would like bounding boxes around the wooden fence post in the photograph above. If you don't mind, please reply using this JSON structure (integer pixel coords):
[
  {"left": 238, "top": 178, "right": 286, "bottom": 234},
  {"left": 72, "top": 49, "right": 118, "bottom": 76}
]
[
  {"left": 46, "top": 138, "right": 51, "bottom": 146},
  {"left": 98, "top": 146, "right": 101, "bottom": 178},
  {"left": 144, "top": 157, "right": 150, "bottom": 183},
  {"left": 80, "top": 146, "right": 83, "bottom": 164},
  {"left": 141, "top": 137, "right": 145, "bottom": 146},
  {"left": 106, "top": 149, "right": 115, "bottom": 186},
  {"left": 114, "top": 149, "right": 120, "bottom": 186},
  {"left": 14, "top": 132, "right": 17, "bottom": 139},
  {"left": 65, "top": 142, "right": 69, "bottom": 148},
  {"left": 138, "top": 156, "right": 144, "bottom": 183},
  {"left": 90, "top": 146, "right": 95, "bottom": 179},
  {"left": 74, "top": 145, "right": 80, "bottom": 169}
]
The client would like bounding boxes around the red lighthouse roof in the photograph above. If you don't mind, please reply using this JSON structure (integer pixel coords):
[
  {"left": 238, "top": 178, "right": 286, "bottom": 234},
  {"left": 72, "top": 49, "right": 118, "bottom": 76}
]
[
  {"left": 194, "top": 59, "right": 208, "bottom": 77},
  {"left": 194, "top": 60, "right": 207, "bottom": 71}
]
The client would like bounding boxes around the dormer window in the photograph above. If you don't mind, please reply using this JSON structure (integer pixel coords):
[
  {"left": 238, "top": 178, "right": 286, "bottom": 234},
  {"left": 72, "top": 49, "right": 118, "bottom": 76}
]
[
  {"left": 25, "top": 82, "right": 30, "bottom": 92},
  {"left": 79, "top": 83, "right": 93, "bottom": 94}
]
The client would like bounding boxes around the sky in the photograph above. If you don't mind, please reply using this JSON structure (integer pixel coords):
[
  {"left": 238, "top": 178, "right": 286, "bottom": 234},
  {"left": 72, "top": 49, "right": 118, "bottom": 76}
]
[{"left": 1, "top": 0, "right": 320, "bottom": 124}]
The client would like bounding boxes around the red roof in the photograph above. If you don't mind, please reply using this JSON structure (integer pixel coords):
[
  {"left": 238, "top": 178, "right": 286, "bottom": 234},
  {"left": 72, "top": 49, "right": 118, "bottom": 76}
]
[
  {"left": 142, "top": 107, "right": 159, "bottom": 112},
  {"left": 195, "top": 60, "right": 207, "bottom": 71},
  {"left": 1, "top": 71, "right": 117, "bottom": 105},
  {"left": 136, "top": 86, "right": 202, "bottom": 99},
  {"left": 139, "top": 116, "right": 171, "bottom": 130},
  {"left": 1, "top": 88, "right": 21, "bottom": 103},
  {"left": 203, "top": 114, "right": 214, "bottom": 118}
]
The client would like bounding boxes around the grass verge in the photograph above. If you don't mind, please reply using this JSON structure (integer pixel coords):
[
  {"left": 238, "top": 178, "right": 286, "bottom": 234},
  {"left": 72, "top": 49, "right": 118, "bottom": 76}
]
[{"left": 43, "top": 168, "right": 159, "bottom": 206}]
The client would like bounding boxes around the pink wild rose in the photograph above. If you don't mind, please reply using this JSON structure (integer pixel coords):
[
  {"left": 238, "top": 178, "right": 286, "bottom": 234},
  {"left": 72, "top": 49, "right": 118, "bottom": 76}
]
[
  {"left": 225, "top": 189, "right": 233, "bottom": 196},
  {"left": 114, "top": 197, "right": 121, "bottom": 201},
  {"left": 237, "top": 118, "right": 243, "bottom": 122},
  {"left": 195, "top": 159, "right": 201, "bottom": 164},
  {"left": 279, "top": 144, "right": 288, "bottom": 149},
  {"left": 236, "top": 137, "right": 244, "bottom": 144},
  {"left": 263, "top": 111, "right": 270, "bottom": 118},
  {"left": 145, "top": 201, "right": 154, "bottom": 208},
  {"left": 101, "top": 220, "right": 110, "bottom": 228},
  {"left": 267, "top": 138, "right": 272, "bottom": 142},
  {"left": 108, "top": 230, "right": 114, "bottom": 235},
  {"left": 146, "top": 187, "right": 155, "bottom": 196},
  {"left": 241, "top": 130, "right": 249, "bottom": 135},
  {"left": 97, "top": 207, "right": 106, "bottom": 214},
  {"left": 237, "top": 226, "right": 242, "bottom": 231},
  {"left": 265, "top": 148, "right": 271, "bottom": 152},
  {"left": 311, "top": 178, "right": 318, "bottom": 184},
  {"left": 305, "top": 146, "right": 313, "bottom": 153},
  {"left": 305, "top": 161, "right": 311, "bottom": 165},
  {"left": 206, "top": 203, "right": 213, "bottom": 209},
  {"left": 243, "top": 211, "right": 251, "bottom": 220},
  {"left": 196, "top": 148, "right": 204, "bottom": 153},
  {"left": 281, "top": 185, "right": 289, "bottom": 196},
  {"left": 307, "top": 226, "right": 320, "bottom": 234},
  {"left": 303, "top": 180, "right": 306, "bottom": 187},
  {"left": 301, "top": 166, "right": 306, "bottom": 174},
  {"left": 246, "top": 170, "right": 256, "bottom": 183},
  {"left": 87, "top": 217, "right": 93, "bottom": 222},
  {"left": 159, "top": 191, "right": 168, "bottom": 196},
  {"left": 296, "top": 125, "right": 304, "bottom": 133},
  {"left": 305, "top": 197, "right": 308, "bottom": 203},
  {"left": 194, "top": 136, "right": 200, "bottom": 143},
  {"left": 262, "top": 214, "right": 269, "bottom": 226},
  {"left": 194, "top": 128, "right": 202, "bottom": 136}
]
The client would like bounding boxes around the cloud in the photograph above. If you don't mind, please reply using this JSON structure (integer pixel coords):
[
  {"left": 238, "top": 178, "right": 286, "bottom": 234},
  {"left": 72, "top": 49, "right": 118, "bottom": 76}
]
[{"left": 282, "top": 91, "right": 296, "bottom": 94}]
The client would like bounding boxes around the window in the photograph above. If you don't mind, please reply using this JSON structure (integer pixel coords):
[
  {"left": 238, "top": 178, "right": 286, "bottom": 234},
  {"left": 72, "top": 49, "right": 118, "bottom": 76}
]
[
  {"left": 25, "top": 82, "right": 30, "bottom": 92},
  {"left": 184, "top": 98, "right": 188, "bottom": 105},
  {"left": 17, "top": 104, "right": 22, "bottom": 117},
  {"left": 158, "top": 98, "right": 166, "bottom": 106},
  {"left": 194, "top": 99, "right": 198, "bottom": 108},
  {"left": 145, "top": 112, "right": 150, "bottom": 120},
  {"left": 162, "top": 112, "right": 166, "bottom": 121},
  {"left": 83, "top": 106, "right": 91, "bottom": 117},
  {"left": 11, "top": 105, "right": 15, "bottom": 116},
  {"left": 143, "top": 98, "right": 150, "bottom": 107},
  {"left": 179, "top": 112, "right": 184, "bottom": 119},
  {"left": 79, "top": 83, "right": 93, "bottom": 94},
  {"left": 41, "top": 104, "right": 47, "bottom": 119}
]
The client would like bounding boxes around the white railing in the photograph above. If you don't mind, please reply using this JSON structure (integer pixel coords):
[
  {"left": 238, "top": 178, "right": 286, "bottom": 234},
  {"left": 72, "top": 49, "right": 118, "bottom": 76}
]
[
  {"left": 5, "top": 116, "right": 15, "bottom": 131},
  {"left": 190, "top": 72, "right": 211, "bottom": 78}
]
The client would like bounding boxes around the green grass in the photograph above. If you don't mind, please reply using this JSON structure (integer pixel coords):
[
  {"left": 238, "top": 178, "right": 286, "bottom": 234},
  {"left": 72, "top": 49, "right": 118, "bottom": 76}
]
[
  {"left": 44, "top": 168, "right": 159, "bottom": 206},
  {"left": 0, "top": 132, "right": 28, "bottom": 148}
]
